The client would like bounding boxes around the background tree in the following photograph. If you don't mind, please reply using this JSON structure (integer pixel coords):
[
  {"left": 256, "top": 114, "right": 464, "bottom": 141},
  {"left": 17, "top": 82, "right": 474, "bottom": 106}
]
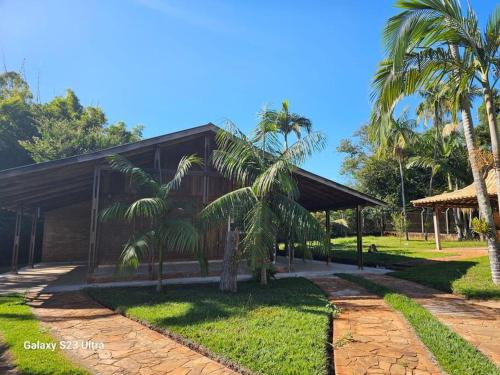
[
  {"left": 369, "top": 108, "right": 417, "bottom": 240},
  {"left": 374, "top": 0, "right": 500, "bottom": 283}
]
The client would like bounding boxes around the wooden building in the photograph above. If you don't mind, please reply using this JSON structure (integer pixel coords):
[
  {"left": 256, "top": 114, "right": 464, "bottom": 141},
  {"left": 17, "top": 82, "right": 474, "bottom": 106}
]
[{"left": 0, "top": 124, "right": 384, "bottom": 277}]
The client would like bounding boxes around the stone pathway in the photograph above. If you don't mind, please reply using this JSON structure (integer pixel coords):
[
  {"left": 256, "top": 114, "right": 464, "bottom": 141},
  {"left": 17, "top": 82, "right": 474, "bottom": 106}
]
[
  {"left": 312, "top": 276, "right": 442, "bottom": 375},
  {"left": 363, "top": 274, "right": 500, "bottom": 366},
  {"left": 28, "top": 292, "right": 237, "bottom": 375}
]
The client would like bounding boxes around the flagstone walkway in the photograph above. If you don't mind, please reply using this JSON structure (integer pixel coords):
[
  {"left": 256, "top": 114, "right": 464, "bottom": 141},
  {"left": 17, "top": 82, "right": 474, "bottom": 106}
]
[
  {"left": 28, "top": 292, "right": 237, "bottom": 375},
  {"left": 363, "top": 274, "right": 500, "bottom": 366},
  {"left": 311, "top": 276, "right": 442, "bottom": 375}
]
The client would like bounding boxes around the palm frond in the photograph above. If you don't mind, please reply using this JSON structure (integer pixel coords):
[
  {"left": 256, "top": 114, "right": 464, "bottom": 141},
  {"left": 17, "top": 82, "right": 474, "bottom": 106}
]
[
  {"left": 160, "top": 154, "right": 202, "bottom": 196},
  {"left": 99, "top": 202, "right": 130, "bottom": 222},
  {"left": 200, "top": 187, "right": 256, "bottom": 228},
  {"left": 107, "top": 154, "right": 159, "bottom": 192},
  {"left": 125, "top": 197, "right": 169, "bottom": 221},
  {"left": 118, "top": 231, "right": 154, "bottom": 270},
  {"left": 160, "top": 218, "right": 199, "bottom": 254}
]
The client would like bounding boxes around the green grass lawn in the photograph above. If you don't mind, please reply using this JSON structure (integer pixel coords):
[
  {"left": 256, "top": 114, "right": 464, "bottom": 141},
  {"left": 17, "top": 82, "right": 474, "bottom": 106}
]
[
  {"left": 390, "top": 256, "right": 500, "bottom": 300},
  {"left": 329, "top": 235, "right": 485, "bottom": 268},
  {"left": 0, "top": 295, "right": 88, "bottom": 375},
  {"left": 337, "top": 274, "right": 500, "bottom": 375},
  {"left": 88, "top": 278, "right": 331, "bottom": 375}
]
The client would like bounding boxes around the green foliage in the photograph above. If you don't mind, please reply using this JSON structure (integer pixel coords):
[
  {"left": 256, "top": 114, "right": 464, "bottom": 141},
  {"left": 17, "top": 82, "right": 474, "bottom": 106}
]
[
  {"left": 0, "top": 295, "right": 88, "bottom": 374},
  {"left": 0, "top": 72, "right": 142, "bottom": 168},
  {"left": 100, "top": 154, "right": 203, "bottom": 286},
  {"left": 19, "top": 89, "right": 143, "bottom": 162},
  {"left": 88, "top": 278, "right": 331, "bottom": 375},
  {"left": 337, "top": 274, "right": 499, "bottom": 375},
  {"left": 0, "top": 72, "right": 36, "bottom": 170},
  {"left": 390, "top": 211, "right": 408, "bottom": 240},
  {"left": 471, "top": 217, "right": 490, "bottom": 236},
  {"left": 201, "top": 105, "right": 326, "bottom": 284}
]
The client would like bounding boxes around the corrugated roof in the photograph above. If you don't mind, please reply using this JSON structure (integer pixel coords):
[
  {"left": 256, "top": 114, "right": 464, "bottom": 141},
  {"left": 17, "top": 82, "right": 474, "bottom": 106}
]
[{"left": 412, "top": 170, "right": 497, "bottom": 208}]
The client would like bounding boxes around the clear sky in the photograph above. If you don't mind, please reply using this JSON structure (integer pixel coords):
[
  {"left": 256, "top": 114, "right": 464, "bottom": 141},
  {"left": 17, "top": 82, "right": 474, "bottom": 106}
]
[{"left": 0, "top": 0, "right": 496, "bottom": 183}]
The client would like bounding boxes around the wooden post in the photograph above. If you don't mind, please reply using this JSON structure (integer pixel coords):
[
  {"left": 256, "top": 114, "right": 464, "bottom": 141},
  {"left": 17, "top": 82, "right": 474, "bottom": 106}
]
[
  {"left": 11, "top": 207, "right": 23, "bottom": 273},
  {"left": 28, "top": 207, "right": 40, "bottom": 268},
  {"left": 154, "top": 146, "right": 162, "bottom": 183},
  {"left": 202, "top": 135, "right": 210, "bottom": 204},
  {"left": 325, "top": 210, "right": 331, "bottom": 264},
  {"left": 445, "top": 208, "right": 450, "bottom": 235},
  {"left": 356, "top": 205, "right": 363, "bottom": 270},
  {"left": 420, "top": 208, "right": 425, "bottom": 233},
  {"left": 88, "top": 166, "right": 101, "bottom": 273},
  {"left": 433, "top": 206, "right": 442, "bottom": 250}
]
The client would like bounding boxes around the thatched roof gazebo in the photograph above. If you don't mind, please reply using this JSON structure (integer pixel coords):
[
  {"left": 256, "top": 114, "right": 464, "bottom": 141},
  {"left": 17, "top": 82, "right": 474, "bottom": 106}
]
[{"left": 412, "top": 170, "right": 497, "bottom": 249}]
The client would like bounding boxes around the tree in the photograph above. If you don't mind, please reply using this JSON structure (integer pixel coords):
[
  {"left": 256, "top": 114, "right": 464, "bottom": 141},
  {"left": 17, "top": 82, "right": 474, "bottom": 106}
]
[
  {"left": 258, "top": 100, "right": 313, "bottom": 266},
  {"left": 201, "top": 121, "right": 325, "bottom": 290},
  {"left": 258, "top": 100, "right": 312, "bottom": 150},
  {"left": 100, "top": 154, "right": 202, "bottom": 292},
  {"left": 20, "top": 90, "right": 143, "bottom": 162},
  {"left": 374, "top": 0, "right": 500, "bottom": 283},
  {"left": 0, "top": 72, "right": 36, "bottom": 170},
  {"left": 369, "top": 108, "right": 416, "bottom": 240}
]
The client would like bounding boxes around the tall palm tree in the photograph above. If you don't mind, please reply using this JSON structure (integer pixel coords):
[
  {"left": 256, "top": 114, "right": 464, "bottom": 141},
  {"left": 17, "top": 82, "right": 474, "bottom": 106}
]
[
  {"left": 370, "top": 108, "right": 416, "bottom": 241},
  {"left": 389, "top": 0, "right": 500, "bottom": 212},
  {"left": 201, "top": 122, "right": 325, "bottom": 290},
  {"left": 259, "top": 100, "right": 312, "bottom": 150},
  {"left": 258, "top": 101, "right": 314, "bottom": 267},
  {"left": 374, "top": 0, "right": 500, "bottom": 283},
  {"left": 100, "top": 154, "right": 202, "bottom": 291}
]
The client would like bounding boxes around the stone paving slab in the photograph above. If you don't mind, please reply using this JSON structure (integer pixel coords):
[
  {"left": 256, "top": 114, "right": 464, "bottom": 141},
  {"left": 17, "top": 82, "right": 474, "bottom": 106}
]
[
  {"left": 27, "top": 292, "right": 237, "bottom": 375},
  {"left": 311, "top": 276, "right": 442, "bottom": 375},
  {"left": 363, "top": 274, "right": 500, "bottom": 367}
]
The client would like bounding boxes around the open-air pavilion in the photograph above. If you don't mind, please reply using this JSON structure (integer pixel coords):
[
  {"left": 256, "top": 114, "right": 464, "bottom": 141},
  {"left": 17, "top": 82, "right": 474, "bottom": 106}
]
[
  {"left": 0, "top": 123, "right": 385, "bottom": 283},
  {"left": 412, "top": 170, "right": 497, "bottom": 250}
]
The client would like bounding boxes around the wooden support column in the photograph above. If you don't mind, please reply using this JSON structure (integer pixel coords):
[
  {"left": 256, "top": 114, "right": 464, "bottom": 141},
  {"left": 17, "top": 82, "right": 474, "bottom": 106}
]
[
  {"left": 11, "top": 207, "right": 23, "bottom": 273},
  {"left": 325, "top": 210, "right": 331, "bottom": 265},
  {"left": 28, "top": 207, "right": 40, "bottom": 268},
  {"left": 420, "top": 208, "right": 425, "bottom": 233},
  {"left": 433, "top": 206, "right": 442, "bottom": 250},
  {"left": 88, "top": 166, "right": 101, "bottom": 273},
  {"left": 356, "top": 205, "right": 363, "bottom": 270},
  {"left": 202, "top": 135, "right": 210, "bottom": 204}
]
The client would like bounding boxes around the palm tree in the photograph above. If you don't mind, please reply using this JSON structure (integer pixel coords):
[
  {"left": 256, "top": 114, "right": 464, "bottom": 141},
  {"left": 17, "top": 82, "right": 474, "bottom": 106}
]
[
  {"left": 258, "top": 100, "right": 312, "bottom": 150},
  {"left": 258, "top": 101, "right": 313, "bottom": 267},
  {"left": 370, "top": 108, "right": 416, "bottom": 241},
  {"left": 201, "top": 121, "right": 325, "bottom": 290},
  {"left": 100, "top": 154, "right": 202, "bottom": 291},
  {"left": 374, "top": 0, "right": 500, "bottom": 283}
]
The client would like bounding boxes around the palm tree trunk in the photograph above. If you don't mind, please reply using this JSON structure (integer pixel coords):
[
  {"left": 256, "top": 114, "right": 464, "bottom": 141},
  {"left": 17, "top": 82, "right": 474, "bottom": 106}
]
[
  {"left": 461, "top": 99, "right": 500, "bottom": 284},
  {"left": 398, "top": 158, "right": 409, "bottom": 240},
  {"left": 220, "top": 216, "right": 239, "bottom": 292},
  {"left": 424, "top": 173, "right": 434, "bottom": 241},
  {"left": 156, "top": 244, "right": 163, "bottom": 292},
  {"left": 448, "top": 173, "right": 463, "bottom": 240},
  {"left": 260, "top": 261, "right": 268, "bottom": 286},
  {"left": 450, "top": 44, "right": 500, "bottom": 284},
  {"left": 481, "top": 81, "right": 500, "bottom": 214}
]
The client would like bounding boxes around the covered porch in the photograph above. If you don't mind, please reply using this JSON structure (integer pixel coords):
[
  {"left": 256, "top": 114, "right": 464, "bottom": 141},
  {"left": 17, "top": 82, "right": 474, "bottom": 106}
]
[
  {"left": 0, "top": 124, "right": 385, "bottom": 281},
  {"left": 412, "top": 170, "right": 498, "bottom": 250}
]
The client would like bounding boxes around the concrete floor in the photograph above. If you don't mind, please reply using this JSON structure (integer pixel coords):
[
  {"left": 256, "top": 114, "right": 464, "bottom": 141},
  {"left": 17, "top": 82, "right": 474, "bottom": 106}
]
[{"left": 0, "top": 257, "right": 388, "bottom": 294}]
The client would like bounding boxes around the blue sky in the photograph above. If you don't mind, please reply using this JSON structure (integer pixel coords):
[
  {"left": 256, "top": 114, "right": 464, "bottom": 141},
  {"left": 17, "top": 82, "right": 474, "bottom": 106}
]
[{"left": 0, "top": 0, "right": 496, "bottom": 183}]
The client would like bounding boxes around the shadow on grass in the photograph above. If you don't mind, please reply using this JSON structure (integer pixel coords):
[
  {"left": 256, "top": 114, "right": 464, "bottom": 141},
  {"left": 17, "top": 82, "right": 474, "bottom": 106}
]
[{"left": 88, "top": 278, "right": 330, "bottom": 326}]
